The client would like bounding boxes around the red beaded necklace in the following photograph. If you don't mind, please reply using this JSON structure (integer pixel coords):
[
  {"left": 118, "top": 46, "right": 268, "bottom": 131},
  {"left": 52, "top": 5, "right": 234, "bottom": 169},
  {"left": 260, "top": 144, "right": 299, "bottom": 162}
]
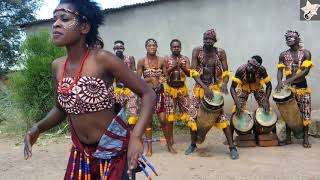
[{"left": 59, "top": 48, "right": 90, "bottom": 94}]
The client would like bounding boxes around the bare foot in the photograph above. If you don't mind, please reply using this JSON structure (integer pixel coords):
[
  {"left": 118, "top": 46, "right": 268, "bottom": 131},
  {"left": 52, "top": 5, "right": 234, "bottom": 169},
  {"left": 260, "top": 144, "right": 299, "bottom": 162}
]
[
  {"left": 167, "top": 145, "right": 177, "bottom": 154},
  {"left": 146, "top": 149, "right": 152, "bottom": 157},
  {"left": 303, "top": 140, "right": 312, "bottom": 148}
]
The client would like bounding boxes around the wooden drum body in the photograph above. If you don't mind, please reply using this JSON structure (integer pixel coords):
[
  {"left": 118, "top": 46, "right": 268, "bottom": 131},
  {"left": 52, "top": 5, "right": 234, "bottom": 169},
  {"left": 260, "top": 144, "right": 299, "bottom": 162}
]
[
  {"left": 196, "top": 91, "right": 224, "bottom": 144},
  {"left": 273, "top": 88, "right": 303, "bottom": 139}
]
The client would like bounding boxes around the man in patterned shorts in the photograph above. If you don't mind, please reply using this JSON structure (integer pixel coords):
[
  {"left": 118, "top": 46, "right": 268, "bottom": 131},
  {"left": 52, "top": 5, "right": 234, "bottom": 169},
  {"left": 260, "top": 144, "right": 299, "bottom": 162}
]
[
  {"left": 230, "top": 56, "right": 272, "bottom": 139},
  {"left": 276, "top": 30, "right": 314, "bottom": 148},
  {"left": 186, "top": 29, "right": 239, "bottom": 160},
  {"left": 163, "top": 39, "right": 198, "bottom": 153}
]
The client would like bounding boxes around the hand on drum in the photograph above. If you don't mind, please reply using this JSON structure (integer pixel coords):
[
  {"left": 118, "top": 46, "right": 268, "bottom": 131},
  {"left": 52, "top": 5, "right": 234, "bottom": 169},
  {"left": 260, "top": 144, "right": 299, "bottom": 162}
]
[
  {"left": 220, "top": 83, "right": 228, "bottom": 94},
  {"left": 262, "top": 100, "right": 270, "bottom": 112},
  {"left": 235, "top": 102, "right": 242, "bottom": 116},
  {"left": 277, "top": 80, "right": 291, "bottom": 92},
  {"left": 204, "top": 87, "right": 214, "bottom": 100},
  {"left": 282, "top": 80, "right": 290, "bottom": 86},
  {"left": 275, "top": 82, "right": 284, "bottom": 92}
]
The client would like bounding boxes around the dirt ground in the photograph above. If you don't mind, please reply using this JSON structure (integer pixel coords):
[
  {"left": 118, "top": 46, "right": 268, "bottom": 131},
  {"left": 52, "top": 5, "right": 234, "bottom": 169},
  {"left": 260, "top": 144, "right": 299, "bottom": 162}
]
[{"left": 1, "top": 130, "right": 320, "bottom": 180}]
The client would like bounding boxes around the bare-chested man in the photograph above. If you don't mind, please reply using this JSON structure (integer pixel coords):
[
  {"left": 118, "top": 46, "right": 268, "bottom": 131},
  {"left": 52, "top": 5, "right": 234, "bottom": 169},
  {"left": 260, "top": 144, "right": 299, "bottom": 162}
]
[
  {"left": 163, "top": 39, "right": 198, "bottom": 153},
  {"left": 137, "top": 38, "right": 176, "bottom": 156},
  {"left": 276, "top": 30, "right": 314, "bottom": 148},
  {"left": 113, "top": 40, "right": 139, "bottom": 127},
  {"left": 186, "top": 29, "right": 239, "bottom": 160},
  {"left": 230, "top": 56, "right": 272, "bottom": 137}
]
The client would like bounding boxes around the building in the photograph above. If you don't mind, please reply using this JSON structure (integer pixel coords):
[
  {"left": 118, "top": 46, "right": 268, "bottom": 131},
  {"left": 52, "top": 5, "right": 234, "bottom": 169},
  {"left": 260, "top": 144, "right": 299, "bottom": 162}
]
[{"left": 20, "top": 0, "right": 320, "bottom": 112}]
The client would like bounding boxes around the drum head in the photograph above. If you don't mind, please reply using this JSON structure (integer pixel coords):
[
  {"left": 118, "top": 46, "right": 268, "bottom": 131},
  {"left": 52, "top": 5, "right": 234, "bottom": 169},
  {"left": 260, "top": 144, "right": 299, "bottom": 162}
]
[
  {"left": 232, "top": 110, "right": 253, "bottom": 132},
  {"left": 203, "top": 90, "right": 224, "bottom": 106},
  {"left": 255, "top": 107, "right": 277, "bottom": 127},
  {"left": 272, "top": 87, "right": 292, "bottom": 100}
]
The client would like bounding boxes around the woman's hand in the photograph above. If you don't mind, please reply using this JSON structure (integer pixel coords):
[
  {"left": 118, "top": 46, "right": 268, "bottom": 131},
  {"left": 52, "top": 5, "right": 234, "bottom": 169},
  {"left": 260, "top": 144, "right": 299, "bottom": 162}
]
[
  {"left": 127, "top": 134, "right": 143, "bottom": 179},
  {"left": 24, "top": 125, "right": 40, "bottom": 160}
]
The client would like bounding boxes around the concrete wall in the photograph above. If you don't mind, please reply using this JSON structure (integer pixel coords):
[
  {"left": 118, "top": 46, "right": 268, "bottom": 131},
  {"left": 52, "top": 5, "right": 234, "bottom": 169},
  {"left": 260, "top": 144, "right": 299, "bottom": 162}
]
[{"left": 24, "top": 0, "right": 320, "bottom": 113}]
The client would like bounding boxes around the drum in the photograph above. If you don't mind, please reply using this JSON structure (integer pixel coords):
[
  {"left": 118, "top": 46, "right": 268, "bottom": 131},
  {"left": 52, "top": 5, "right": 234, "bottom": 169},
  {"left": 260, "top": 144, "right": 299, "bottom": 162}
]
[
  {"left": 232, "top": 110, "right": 254, "bottom": 135},
  {"left": 273, "top": 87, "right": 303, "bottom": 139},
  {"left": 196, "top": 91, "right": 224, "bottom": 144},
  {"left": 169, "top": 69, "right": 184, "bottom": 88},
  {"left": 254, "top": 107, "right": 277, "bottom": 134}
]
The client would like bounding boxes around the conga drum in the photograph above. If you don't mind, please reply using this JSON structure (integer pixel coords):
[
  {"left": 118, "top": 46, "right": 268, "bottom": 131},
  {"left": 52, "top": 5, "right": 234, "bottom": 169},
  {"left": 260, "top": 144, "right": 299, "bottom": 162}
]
[
  {"left": 232, "top": 110, "right": 254, "bottom": 135},
  {"left": 196, "top": 91, "right": 224, "bottom": 144},
  {"left": 254, "top": 107, "right": 277, "bottom": 134},
  {"left": 273, "top": 87, "right": 303, "bottom": 139}
]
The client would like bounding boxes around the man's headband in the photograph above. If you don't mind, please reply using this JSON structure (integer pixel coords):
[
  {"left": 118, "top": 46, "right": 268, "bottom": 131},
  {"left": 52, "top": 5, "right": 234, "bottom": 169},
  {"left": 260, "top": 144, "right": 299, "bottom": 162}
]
[
  {"left": 285, "top": 30, "right": 300, "bottom": 38},
  {"left": 203, "top": 29, "right": 216, "bottom": 38},
  {"left": 145, "top": 39, "right": 157, "bottom": 47}
]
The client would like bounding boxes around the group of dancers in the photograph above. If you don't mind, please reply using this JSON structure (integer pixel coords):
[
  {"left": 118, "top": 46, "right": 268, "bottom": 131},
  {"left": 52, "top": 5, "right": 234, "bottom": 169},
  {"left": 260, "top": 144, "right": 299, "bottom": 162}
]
[
  {"left": 23, "top": 0, "right": 314, "bottom": 179},
  {"left": 110, "top": 28, "right": 314, "bottom": 158}
]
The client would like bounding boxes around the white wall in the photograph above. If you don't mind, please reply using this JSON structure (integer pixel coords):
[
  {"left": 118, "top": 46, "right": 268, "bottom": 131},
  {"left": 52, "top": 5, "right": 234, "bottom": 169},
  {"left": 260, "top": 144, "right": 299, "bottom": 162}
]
[{"left": 24, "top": 0, "right": 320, "bottom": 114}]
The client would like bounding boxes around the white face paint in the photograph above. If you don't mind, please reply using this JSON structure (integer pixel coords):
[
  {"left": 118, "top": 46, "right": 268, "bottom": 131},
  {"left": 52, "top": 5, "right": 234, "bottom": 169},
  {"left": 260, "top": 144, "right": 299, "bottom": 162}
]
[
  {"left": 285, "top": 32, "right": 299, "bottom": 46},
  {"left": 113, "top": 43, "right": 125, "bottom": 57},
  {"left": 64, "top": 17, "right": 79, "bottom": 30},
  {"left": 53, "top": 8, "right": 82, "bottom": 31}
]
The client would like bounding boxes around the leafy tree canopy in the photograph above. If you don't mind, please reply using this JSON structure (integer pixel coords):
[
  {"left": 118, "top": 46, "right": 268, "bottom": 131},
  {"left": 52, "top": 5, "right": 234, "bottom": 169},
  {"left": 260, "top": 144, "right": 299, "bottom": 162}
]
[{"left": 0, "top": 0, "right": 42, "bottom": 75}]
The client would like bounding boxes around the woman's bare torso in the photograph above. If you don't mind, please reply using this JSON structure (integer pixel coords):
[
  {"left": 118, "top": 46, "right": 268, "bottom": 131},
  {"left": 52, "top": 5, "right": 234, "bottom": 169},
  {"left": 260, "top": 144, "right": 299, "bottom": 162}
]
[{"left": 55, "top": 50, "right": 117, "bottom": 144}]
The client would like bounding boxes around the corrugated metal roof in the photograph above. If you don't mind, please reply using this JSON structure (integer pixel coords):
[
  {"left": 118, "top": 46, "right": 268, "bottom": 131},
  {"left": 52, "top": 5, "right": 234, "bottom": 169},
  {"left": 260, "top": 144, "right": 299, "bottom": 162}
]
[{"left": 20, "top": 0, "right": 169, "bottom": 28}]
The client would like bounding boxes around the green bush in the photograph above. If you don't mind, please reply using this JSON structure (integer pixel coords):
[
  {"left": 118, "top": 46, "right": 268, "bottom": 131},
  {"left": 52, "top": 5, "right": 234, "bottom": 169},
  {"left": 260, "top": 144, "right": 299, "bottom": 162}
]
[
  {"left": 8, "top": 29, "right": 65, "bottom": 128},
  {"left": 0, "top": 89, "right": 27, "bottom": 135}
]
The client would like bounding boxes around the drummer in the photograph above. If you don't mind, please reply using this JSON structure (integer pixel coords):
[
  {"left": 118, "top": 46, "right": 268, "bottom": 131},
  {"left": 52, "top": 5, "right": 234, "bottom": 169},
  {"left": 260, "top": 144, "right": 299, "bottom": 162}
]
[
  {"left": 230, "top": 56, "right": 272, "bottom": 131},
  {"left": 275, "top": 30, "right": 314, "bottom": 148},
  {"left": 185, "top": 29, "right": 239, "bottom": 160}
]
